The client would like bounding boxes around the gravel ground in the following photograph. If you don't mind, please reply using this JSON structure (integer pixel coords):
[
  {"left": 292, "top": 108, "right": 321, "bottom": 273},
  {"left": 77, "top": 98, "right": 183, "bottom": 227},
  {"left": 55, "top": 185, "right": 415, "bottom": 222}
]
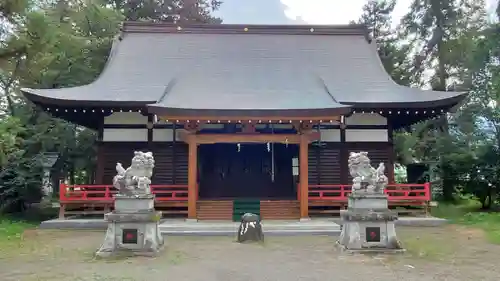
[{"left": 0, "top": 225, "right": 499, "bottom": 281}]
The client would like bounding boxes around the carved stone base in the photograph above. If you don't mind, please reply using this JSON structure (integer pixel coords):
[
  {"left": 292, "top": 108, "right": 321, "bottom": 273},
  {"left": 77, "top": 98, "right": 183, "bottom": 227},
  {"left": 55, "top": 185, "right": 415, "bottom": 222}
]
[
  {"left": 237, "top": 213, "right": 264, "bottom": 243},
  {"left": 96, "top": 196, "right": 164, "bottom": 258},
  {"left": 348, "top": 193, "right": 388, "bottom": 209},
  {"left": 114, "top": 194, "right": 155, "bottom": 213},
  {"left": 337, "top": 194, "right": 404, "bottom": 253}
]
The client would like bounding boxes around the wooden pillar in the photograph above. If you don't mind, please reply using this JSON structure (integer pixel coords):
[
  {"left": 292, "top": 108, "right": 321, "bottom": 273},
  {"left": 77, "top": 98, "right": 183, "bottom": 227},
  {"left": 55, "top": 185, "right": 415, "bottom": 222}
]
[
  {"left": 387, "top": 149, "right": 395, "bottom": 183},
  {"left": 187, "top": 135, "right": 198, "bottom": 220},
  {"left": 95, "top": 143, "right": 105, "bottom": 184},
  {"left": 147, "top": 114, "right": 154, "bottom": 145},
  {"left": 299, "top": 134, "right": 309, "bottom": 219},
  {"left": 339, "top": 124, "right": 348, "bottom": 184},
  {"left": 387, "top": 123, "right": 395, "bottom": 183},
  {"left": 172, "top": 125, "right": 177, "bottom": 184}
]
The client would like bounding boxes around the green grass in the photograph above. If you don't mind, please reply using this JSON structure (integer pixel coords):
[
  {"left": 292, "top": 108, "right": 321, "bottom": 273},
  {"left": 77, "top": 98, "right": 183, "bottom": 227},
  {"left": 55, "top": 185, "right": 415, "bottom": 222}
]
[
  {"left": 431, "top": 200, "right": 500, "bottom": 244},
  {"left": 0, "top": 217, "right": 37, "bottom": 246},
  {"left": 397, "top": 229, "right": 456, "bottom": 261},
  {"left": 0, "top": 206, "right": 56, "bottom": 245}
]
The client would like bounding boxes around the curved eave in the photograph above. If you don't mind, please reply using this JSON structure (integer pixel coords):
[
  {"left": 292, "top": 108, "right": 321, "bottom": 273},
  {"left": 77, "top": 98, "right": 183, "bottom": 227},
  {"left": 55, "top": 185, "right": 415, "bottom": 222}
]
[
  {"left": 27, "top": 99, "right": 102, "bottom": 129},
  {"left": 341, "top": 91, "right": 467, "bottom": 109},
  {"left": 146, "top": 105, "right": 353, "bottom": 119},
  {"left": 21, "top": 88, "right": 156, "bottom": 108}
]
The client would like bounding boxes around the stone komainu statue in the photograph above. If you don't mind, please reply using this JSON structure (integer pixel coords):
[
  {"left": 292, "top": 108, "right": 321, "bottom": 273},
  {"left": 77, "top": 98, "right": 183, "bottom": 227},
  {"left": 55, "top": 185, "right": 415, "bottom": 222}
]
[
  {"left": 348, "top": 151, "right": 388, "bottom": 194},
  {"left": 113, "top": 151, "right": 155, "bottom": 195}
]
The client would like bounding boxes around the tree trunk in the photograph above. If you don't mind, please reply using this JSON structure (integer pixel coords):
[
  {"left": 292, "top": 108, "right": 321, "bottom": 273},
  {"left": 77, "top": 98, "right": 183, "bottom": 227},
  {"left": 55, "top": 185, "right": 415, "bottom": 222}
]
[
  {"left": 435, "top": 23, "right": 455, "bottom": 201},
  {"left": 70, "top": 164, "right": 75, "bottom": 184}
]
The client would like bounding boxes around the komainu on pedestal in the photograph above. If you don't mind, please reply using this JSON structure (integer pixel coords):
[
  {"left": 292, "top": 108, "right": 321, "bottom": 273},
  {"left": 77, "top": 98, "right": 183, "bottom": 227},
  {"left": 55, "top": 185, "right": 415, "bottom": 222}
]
[
  {"left": 237, "top": 213, "right": 264, "bottom": 243},
  {"left": 96, "top": 151, "right": 164, "bottom": 258},
  {"left": 337, "top": 152, "right": 404, "bottom": 253}
]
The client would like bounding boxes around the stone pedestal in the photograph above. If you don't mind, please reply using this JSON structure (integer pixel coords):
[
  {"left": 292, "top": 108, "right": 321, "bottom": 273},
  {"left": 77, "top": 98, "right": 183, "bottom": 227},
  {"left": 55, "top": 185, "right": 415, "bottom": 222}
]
[
  {"left": 237, "top": 213, "right": 264, "bottom": 243},
  {"left": 337, "top": 193, "right": 404, "bottom": 253},
  {"left": 96, "top": 194, "right": 164, "bottom": 257}
]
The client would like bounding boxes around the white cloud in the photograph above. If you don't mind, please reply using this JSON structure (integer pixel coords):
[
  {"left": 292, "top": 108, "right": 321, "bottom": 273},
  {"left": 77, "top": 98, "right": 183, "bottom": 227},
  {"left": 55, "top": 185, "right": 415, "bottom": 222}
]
[
  {"left": 280, "top": 0, "right": 497, "bottom": 25},
  {"left": 281, "top": 0, "right": 367, "bottom": 24},
  {"left": 280, "top": 0, "right": 412, "bottom": 25}
]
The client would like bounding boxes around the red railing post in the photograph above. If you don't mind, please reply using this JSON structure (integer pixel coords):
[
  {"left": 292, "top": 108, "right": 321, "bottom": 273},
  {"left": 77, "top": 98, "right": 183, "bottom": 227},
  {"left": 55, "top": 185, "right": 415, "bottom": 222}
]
[
  {"left": 104, "top": 185, "right": 110, "bottom": 200},
  {"left": 59, "top": 183, "right": 67, "bottom": 201},
  {"left": 424, "top": 182, "right": 431, "bottom": 201}
]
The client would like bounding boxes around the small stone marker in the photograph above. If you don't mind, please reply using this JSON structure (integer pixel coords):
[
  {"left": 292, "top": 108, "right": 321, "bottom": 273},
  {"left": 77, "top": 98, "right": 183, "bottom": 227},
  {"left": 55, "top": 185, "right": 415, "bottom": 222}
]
[{"left": 237, "top": 213, "right": 264, "bottom": 243}]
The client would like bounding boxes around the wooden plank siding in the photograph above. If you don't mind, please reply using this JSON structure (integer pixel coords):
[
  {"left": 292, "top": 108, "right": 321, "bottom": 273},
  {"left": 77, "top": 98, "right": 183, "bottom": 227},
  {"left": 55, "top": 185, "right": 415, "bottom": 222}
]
[
  {"left": 346, "top": 142, "right": 391, "bottom": 181},
  {"left": 306, "top": 142, "right": 391, "bottom": 186},
  {"left": 97, "top": 142, "right": 391, "bottom": 187},
  {"left": 98, "top": 142, "right": 188, "bottom": 185},
  {"left": 308, "top": 143, "right": 342, "bottom": 185}
]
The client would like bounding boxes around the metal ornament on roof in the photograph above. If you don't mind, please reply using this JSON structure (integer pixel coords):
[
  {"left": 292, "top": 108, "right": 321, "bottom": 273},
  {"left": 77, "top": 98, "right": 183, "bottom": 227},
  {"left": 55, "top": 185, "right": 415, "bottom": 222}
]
[
  {"left": 312, "top": 124, "right": 325, "bottom": 147},
  {"left": 270, "top": 124, "right": 275, "bottom": 182},
  {"left": 318, "top": 125, "right": 322, "bottom": 145}
]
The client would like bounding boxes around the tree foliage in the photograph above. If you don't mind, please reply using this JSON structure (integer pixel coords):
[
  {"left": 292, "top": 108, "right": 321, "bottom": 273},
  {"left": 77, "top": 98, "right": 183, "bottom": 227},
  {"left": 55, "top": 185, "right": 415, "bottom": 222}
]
[
  {"left": 1, "top": 0, "right": 500, "bottom": 214},
  {"left": 357, "top": 0, "right": 500, "bottom": 207},
  {"left": 0, "top": 0, "right": 222, "bottom": 213},
  {"left": 356, "top": 0, "right": 414, "bottom": 86},
  {"left": 0, "top": 115, "right": 45, "bottom": 211},
  {"left": 103, "top": 0, "right": 222, "bottom": 23}
]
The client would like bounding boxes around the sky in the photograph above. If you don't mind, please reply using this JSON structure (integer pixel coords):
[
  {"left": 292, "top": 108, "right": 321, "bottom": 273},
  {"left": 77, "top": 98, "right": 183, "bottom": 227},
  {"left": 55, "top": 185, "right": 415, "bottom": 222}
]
[{"left": 215, "top": 0, "right": 498, "bottom": 25}]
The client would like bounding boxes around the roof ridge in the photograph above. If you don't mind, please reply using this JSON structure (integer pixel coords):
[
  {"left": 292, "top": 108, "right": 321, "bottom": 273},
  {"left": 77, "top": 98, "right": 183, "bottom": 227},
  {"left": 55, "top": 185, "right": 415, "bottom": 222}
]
[{"left": 121, "top": 21, "right": 367, "bottom": 36}]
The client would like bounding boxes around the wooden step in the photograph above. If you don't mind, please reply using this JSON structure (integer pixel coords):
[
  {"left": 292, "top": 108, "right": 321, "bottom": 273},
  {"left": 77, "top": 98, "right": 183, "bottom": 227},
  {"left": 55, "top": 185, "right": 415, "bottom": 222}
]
[
  {"left": 260, "top": 200, "right": 300, "bottom": 220},
  {"left": 197, "top": 200, "right": 233, "bottom": 220}
]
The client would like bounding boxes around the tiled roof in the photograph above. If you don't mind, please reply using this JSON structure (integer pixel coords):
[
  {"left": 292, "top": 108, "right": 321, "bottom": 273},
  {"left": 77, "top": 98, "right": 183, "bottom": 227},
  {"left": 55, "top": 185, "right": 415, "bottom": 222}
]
[{"left": 22, "top": 22, "right": 466, "bottom": 115}]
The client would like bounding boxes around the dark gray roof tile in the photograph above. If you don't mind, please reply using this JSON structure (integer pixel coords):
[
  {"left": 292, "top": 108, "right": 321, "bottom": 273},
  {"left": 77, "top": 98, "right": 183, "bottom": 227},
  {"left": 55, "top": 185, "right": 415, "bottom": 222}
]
[{"left": 21, "top": 23, "right": 466, "bottom": 113}]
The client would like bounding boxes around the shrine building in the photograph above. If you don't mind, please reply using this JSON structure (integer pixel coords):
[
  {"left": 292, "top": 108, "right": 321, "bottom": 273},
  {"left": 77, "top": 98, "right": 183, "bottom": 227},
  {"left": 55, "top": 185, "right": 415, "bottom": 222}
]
[{"left": 21, "top": 22, "right": 466, "bottom": 221}]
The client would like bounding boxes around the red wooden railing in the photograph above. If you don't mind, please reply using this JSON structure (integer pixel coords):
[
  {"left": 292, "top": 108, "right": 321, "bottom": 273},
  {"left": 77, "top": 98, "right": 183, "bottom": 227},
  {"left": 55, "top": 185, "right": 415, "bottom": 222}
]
[
  {"left": 60, "top": 183, "right": 430, "bottom": 203},
  {"left": 59, "top": 184, "right": 189, "bottom": 202},
  {"left": 300, "top": 183, "right": 431, "bottom": 202}
]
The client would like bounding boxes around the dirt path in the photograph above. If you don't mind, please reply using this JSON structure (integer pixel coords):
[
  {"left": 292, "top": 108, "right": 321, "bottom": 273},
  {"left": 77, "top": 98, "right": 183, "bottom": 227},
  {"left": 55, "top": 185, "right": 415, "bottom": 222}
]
[{"left": 0, "top": 225, "right": 499, "bottom": 281}]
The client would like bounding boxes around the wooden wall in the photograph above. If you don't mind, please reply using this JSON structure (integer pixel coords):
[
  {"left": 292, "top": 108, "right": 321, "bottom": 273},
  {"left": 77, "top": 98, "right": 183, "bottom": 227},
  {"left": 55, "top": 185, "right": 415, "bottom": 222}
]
[
  {"left": 308, "top": 143, "right": 342, "bottom": 185},
  {"left": 346, "top": 142, "right": 391, "bottom": 181},
  {"left": 97, "top": 142, "right": 188, "bottom": 185},
  {"left": 96, "top": 141, "right": 391, "bottom": 186},
  {"left": 307, "top": 142, "right": 391, "bottom": 185}
]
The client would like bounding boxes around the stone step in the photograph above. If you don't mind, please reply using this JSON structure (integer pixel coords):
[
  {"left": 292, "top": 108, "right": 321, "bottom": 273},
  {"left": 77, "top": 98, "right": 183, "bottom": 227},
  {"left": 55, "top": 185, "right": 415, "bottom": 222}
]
[
  {"left": 161, "top": 229, "right": 341, "bottom": 236},
  {"left": 158, "top": 221, "right": 342, "bottom": 236},
  {"left": 38, "top": 217, "right": 447, "bottom": 232}
]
